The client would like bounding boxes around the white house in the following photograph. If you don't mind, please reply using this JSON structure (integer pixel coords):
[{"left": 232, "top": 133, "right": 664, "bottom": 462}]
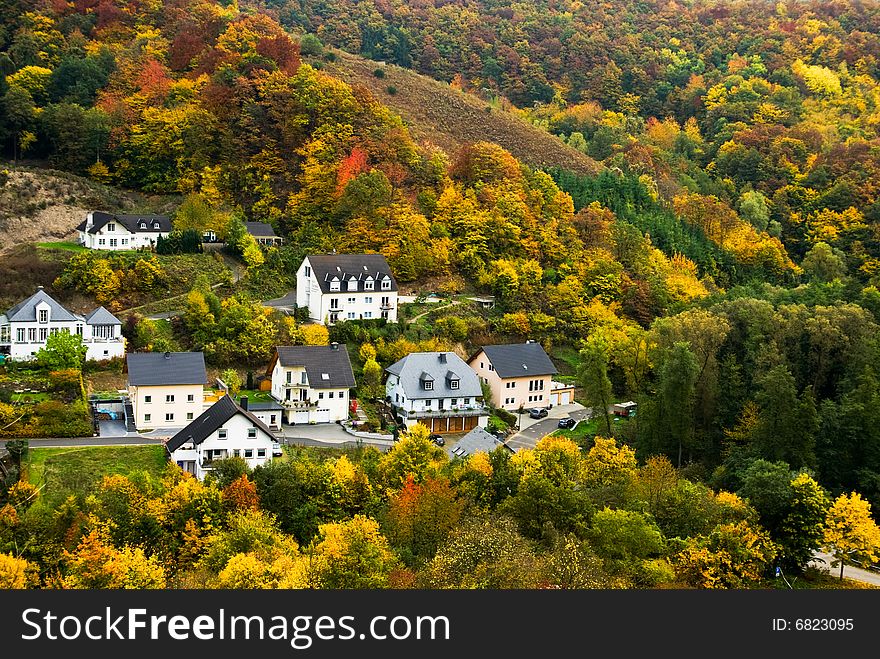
[
  {"left": 77, "top": 211, "right": 172, "bottom": 250},
  {"left": 468, "top": 341, "right": 559, "bottom": 411},
  {"left": 295, "top": 253, "right": 398, "bottom": 325},
  {"left": 0, "top": 287, "right": 125, "bottom": 361},
  {"left": 245, "top": 222, "right": 283, "bottom": 246},
  {"left": 127, "top": 351, "right": 207, "bottom": 431},
  {"left": 268, "top": 344, "right": 356, "bottom": 424},
  {"left": 385, "top": 351, "right": 489, "bottom": 435},
  {"left": 166, "top": 395, "right": 281, "bottom": 480}
]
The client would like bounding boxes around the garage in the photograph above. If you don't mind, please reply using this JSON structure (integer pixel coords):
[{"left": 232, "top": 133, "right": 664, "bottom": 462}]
[
  {"left": 291, "top": 410, "right": 309, "bottom": 425},
  {"left": 431, "top": 417, "right": 447, "bottom": 433},
  {"left": 314, "top": 408, "right": 331, "bottom": 423}
]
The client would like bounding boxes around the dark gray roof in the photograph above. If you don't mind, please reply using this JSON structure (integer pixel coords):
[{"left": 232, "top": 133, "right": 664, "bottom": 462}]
[
  {"left": 166, "top": 395, "right": 275, "bottom": 453},
  {"left": 305, "top": 254, "right": 397, "bottom": 294},
  {"left": 471, "top": 342, "right": 558, "bottom": 379},
  {"left": 274, "top": 345, "right": 356, "bottom": 388},
  {"left": 84, "top": 306, "right": 122, "bottom": 325},
  {"left": 245, "top": 222, "right": 278, "bottom": 237},
  {"left": 386, "top": 352, "right": 482, "bottom": 399},
  {"left": 4, "top": 288, "right": 79, "bottom": 322},
  {"left": 76, "top": 211, "right": 172, "bottom": 234},
  {"left": 127, "top": 352, "right": 207, "bottom": 386},
  {"left": 244, "top": 401, "right": 285, "bottom": 411},
  {"left": 446, "top": 426, "right": 513, "bottom": 459}
]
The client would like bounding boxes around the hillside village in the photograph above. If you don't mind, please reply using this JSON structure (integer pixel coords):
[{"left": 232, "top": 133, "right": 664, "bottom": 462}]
[{"left": 2, "top": 0, "right": 880, "bottom": 592}]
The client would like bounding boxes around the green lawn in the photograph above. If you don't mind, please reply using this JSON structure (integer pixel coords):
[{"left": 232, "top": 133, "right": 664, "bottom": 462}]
[
  {"left": 551, "top": 417, "right": 599, "bottom": 441},
  {"left": 36, "top": 241, "right": 87, "bottom": 252},
  {"left": 236, "top": 389, "right": 274, "bottom": 403},
  {"left": 10, "top": 392, "right": 51, "bottom": 403},
  {"left": 26, "top": 445, "right": 168, "bottom": 506}
]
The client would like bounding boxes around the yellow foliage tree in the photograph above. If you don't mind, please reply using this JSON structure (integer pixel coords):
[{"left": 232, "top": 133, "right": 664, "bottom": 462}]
[
  {"left": 581, "top": 436, "right": 638, "bottom": 489},
  {"left": 0, "top": 553, "right": 35, "bottom": 589},
  {"left": 823, "top": 492, "right": 880, "bottom": 579},
  {"left": 300, "top": 324, "right": 329, "bottom": 346}
]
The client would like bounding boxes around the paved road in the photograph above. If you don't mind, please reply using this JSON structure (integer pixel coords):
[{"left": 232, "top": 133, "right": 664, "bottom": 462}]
[
  {"left": 27, "top": 436, "right": 165, "bottom": 448},
  {"left": 264, "top": 289, "right": 297, "bottom": 311},
  {"left": 810, "top": 552, "right": 880, "bottom": 586},
  {"left": 506, "top": 404, "right": 591, "bottom": 452}
]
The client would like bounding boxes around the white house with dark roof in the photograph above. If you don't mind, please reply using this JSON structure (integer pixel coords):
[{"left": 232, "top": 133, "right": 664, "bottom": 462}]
[
  {"left": 126, "top": 351, "right": 207, "bottom": 431},
  {"left": 268, "top": 343, "right": 356, "bottom": 424},
  {"left": 0, "top": 287, "right": 124, "bottom": 361},
  {"left": 77, "top": 211, "right": 172, "bottom": 250},
  {"left": 295, "top": 254, "right": 398, "bottom": 325},
  {"left": 166, "top": 395, "right": 281, "bottom": 480},
  {"left": 468, "top": 341, "right": 559, "bottom": 411},
  {"left": 447, "top": 426, "right": 514, "bottom": 460},
  {"left": 245, "top": 222, "right": 283, "bottom": 246},
  {"left": 385, "top": 351, "right": 488, "bottom": 434}
]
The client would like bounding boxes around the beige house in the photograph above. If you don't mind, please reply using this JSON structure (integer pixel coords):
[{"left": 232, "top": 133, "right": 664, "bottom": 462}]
[
  {"left": 468, "top": 342, "right": 558, "bottom": 411},
  {"left": 127, "top": 352, "right": 207, "bottom": 431}
]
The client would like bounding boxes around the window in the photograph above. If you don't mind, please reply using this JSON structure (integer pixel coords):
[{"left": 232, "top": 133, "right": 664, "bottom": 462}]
[
  {"left": 186, "top": 412, "right": 194, "bottom": 420},
  {"left": 153, "top": 222, "right": 160, "bottom": 229},
  {"left": 122, "top": 238, "right": 128, "bottom": 245},
  {"left": 318, "top": 392, "right": 324, "bottom": 399},
  {"left": 244, "top": 449, "right": 253, "bottom": 458},
  {"left": 166, "top": 394, "right": 175, "bottom": 403},
  {"left": 187, "top": 394, "right": 194, "bottom": 402},
  {"left": 39, "top": 328, "right": 48, "bottom": 341},
  {"left": 233, "top": 449, "right": 240, "bottom": 457},
  {"left": 38, "top": 309, "right": 48, "bottom": 323},
  {"left": 16, "top": 328, "right": 25, "bottom": 342},
  {"left": 304, "top": 265, "right": 311, "bottom": 277},
  {"left": 338, "top": 391, "right": 344, "bottom": 399},
  {"left": 464, "top": 398, "right": 471, "bottom": 404},
  {"left": 257, "top": 448, "right": 266, "bottom": 458},
  {"left": 109, "top": 238, "right": 118, "bottom": 247},
  {"left": 300, "top": 371, "right": 308, "bottom": 384},
  {"left": 76, "top": 324, "right": 83, "bottom": 335},
  {"left": 28, "top": 328, "right": 36, "bottom": 342},
  {"left": 364, "top": 297, "right": 373, "bottom": 304},
  {"left": 144, "top": 413, "right": 151, "bottom": 422},
  {"left": 107, "top": 223, "right": 115, "bottom": 232},
  {"left": 488, "top": 364, "right": 494, "bottom": 371},
  {"left": 451, "top": 399, "right": 458, "bottom": 406},
  {"left": 330, "top": 298, "right": 339, "bottom": 309},
  {"left": 329, "top": 278, "right": 340, "bottom": 291},
  {"left": 165, "top": 413, "right": 174, "bottom": 422},
  {"left": 424, "top": 400, "right": 432, "bottom": 409},
  {"left": 381, "top": 278, "right": 391, "bottom": 290},
  {"left": 423, "top": 380, "right": 433, "bottom": 391},
  {"left": 218, "top": 429, "right": 227, "bottom": 439},
  {"left": 329, "top": 392, "right": 334, "bottom": 399},
  {"left": 347, "top": 312, "right": 356, "bottom": 319},
  {"left": 381, "top": 296, "right": 390, "bottom": 308},
  {"left": 144, "top": 395, "right": 152, "bottom": 404},
  {"left": 480, "top": 362, "right": 484, "bottom": 369},
  {"left": 247, "top": 428, "right": 257, "bottom": 439},
  {"left": 450, "top": 379, "right": 459, "bottom": 390},
  {"left": 139, "top": 222, "right": 147, "bottom": 229},
  {"left": 364, "top": 311, "right": 372, "bottom": 319},
  {"left": 348, "top": 297, "right": 356, "bottom": 304},
  {"left": 98, "top": 238, "right": 106, "bottom": 246},
  {"left": 347, "top": 278, "right": 358, "bottom": 291},
  {"left": 365, "top": 278, "right": 374, "bottom": 291},
  {"left": 287, "top": 371, "right": 292, "bottom": 384}
]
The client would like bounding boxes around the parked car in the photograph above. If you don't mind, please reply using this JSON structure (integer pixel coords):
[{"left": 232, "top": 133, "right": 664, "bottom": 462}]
[
  {"left": 429, "top": 433, "right": 446, "bottom": 446},
  {"left": 529, "top": 408, "right": 549, "bottom": 419},
  {"left": 272, "top": 442, "right": 283, "bottom": 457},
  {"left": 557, "top": 417, "right": 576, "bottom": 429}
]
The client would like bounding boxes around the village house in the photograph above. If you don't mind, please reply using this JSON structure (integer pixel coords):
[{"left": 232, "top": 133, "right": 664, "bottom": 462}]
[
  {"left": 447, "top": 426, "right": 514, "bottom": 460},
  {"left": 468, "top": 341, "right": 561, "bottom": 411},
  {"left": 166, "top": 395, "right": 280, "bottom": 480},
  {"left": 126, "top": 351, "right": 207, "bottom": 431},
  {"left": 268, "top": 343, "right": 356, "bottom": 424},
  {"left": 0, "top": 287, "right": 125, "bottom": 361},
  {"left": 385, "top": 351, "right": 489, "bottom": 434},
  {"left": 245, "top": 221, "right": 283, "bottom": 246},
  {"left": 77, "top": 211, "right": 172, "bottom": 250},
  {"left": 295, "top": 253, "right": 398, "bottom": 325}
]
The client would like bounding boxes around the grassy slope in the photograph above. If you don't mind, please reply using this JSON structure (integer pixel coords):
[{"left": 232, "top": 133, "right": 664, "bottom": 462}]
[{"left": 322, "top": 50, "right": 601, "bottom": 176}]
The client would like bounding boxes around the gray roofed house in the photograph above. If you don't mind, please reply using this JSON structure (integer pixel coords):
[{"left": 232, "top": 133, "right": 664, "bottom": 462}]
[
  {"left": 446, "top": 426, "right": 513, "bottom": 460},
  {"left": 386, "top": 351, "right": 482, "bottom": 400},
  {"left": 166, "top": 395, "right": 275, "bottom": 453},
  {"left": 84, "top": 306, "right": 122, "bottom": 326},
  {"left": 245, "top": 222, "right": 283, "bottom": 246},
  {"left": 271, "top": 344, "right": 356, "bottom": 388},
  {"left": 76, "top": 211, "right": 172, "bottom": 235},
  {"left": 471, "top": 342, "right": 558, "bottom": 379},
  {"left": 126, "top": 351, "right": 207, "bottom": 386},
  {"left": 4, "top": 288, "right": 79, "bottom": 323},
  {"left": 306, "top": 253, "right": 398, "bottom": 294}
]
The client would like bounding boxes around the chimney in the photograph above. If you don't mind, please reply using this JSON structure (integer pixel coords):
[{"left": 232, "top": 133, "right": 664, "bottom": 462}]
[
  {"left": 85, "top": 211, "right": 94, "bottom": 232},
  {"left": 330, "top": 342, "right": 339, "bottom": 351},
  {"left": 240, "top": 396, "right": 248, "bottom": 411},
  {"left": 164, "top": 352, "right": 171, "bottom": 359},
  {"left": 439, "top": 353, "right": 447, "bottom": 363},
  {"left": 37, "top": 285, "right": 44, "bottom": 291}
]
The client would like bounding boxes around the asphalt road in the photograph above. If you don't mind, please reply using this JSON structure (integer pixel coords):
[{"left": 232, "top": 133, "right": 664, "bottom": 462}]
[
  {"left": 506, "top": 406, "right": 592, "bottom": 452},
  {"left": 810, "top": 552, "right": 880, "bottom": 586}
]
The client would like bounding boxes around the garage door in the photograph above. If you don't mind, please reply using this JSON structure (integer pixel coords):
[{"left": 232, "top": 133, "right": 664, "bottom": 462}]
[
  {"left": 293, "top": 411, "right": 309, "bottom": 425},
  {"left": 314, "top": 408, "right": 331, "bottom": 423},
  {"left": 431, "top": 417, "right": 447, "bottom": 433},
  {"left": 559, "top": 391, "right": 571, "bottom": 405},
  {"left": 550, "top": 393, "right": 559, "bottom": 406},
  {"left": 448, "top": 416, "right": 464, "bottom": 433},
  {"left": 463, "top": 416, "right": 477, "bottom": 431}
]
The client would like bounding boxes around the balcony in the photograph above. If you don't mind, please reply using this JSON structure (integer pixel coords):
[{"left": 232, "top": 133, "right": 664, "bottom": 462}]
[
  {"left": 380, "top": 302, "right": 393, "bottom": 310},
  {"left": 400, "top": 405, "right": 488, "bottom": 420},
  {"left": 281, "top": 398, "right": 318, "bottom": 409}
]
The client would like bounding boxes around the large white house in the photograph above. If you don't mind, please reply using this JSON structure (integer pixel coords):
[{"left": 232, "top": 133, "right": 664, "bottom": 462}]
[
  {"left": 268, "top": 344, "right": 356, "bottom": 424},
  {"left": 0, "top": 287, "right": 125, "bottom": 361},
  {"left": 166, "top": 395, "right": 281, "bottom": 480},
  {"left": 385, "top": 351, "right": 489, "bottom": 434},
  {"left": 127, "top": 351, "right": 207, "bottom": 431},
  {"left": 295, "top": 254, "right": 398, "bottom": 325},
  {"left": 77, "top": 211, "right": 172, "bottom": 250}
]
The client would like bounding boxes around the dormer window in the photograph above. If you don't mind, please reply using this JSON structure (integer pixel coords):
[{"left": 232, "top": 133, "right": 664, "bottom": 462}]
[
  {"left": 152, "top": 221, "right": 160, "bottom": 230},
  {"left": 139, "top": 222, "right": 147, "bottom": 229},
  {"left": 450, "top": 379, "right": 459, "bottom": 390},
  {"left": 424, "top": 380, "right": 433, "bottom": 391},
  {"left": 38, "top": 309, "right": 48, "bottom": 324},
  {"left": 347, "top": 277, "right": 358, "bottom": 291},
  {"left": 381, "top": 277, "right": 391, "bottom": 290},
  {"left": 330, "top": 277, "right": 340, "bottom": 292},
  {"left": 365, "top": 278, "right": 374, "bottom": 290}
]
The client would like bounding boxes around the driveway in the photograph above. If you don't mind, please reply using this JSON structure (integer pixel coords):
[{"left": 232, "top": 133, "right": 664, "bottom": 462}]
[
  {"left": 280, "top": 422, "right": 395, "bottom": 450},
  {"left": 264, "top": 289, "right": 297, "bottom": 311},
  {"left": 506, "top": 403, "right": 590, "bottom": 452}
]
